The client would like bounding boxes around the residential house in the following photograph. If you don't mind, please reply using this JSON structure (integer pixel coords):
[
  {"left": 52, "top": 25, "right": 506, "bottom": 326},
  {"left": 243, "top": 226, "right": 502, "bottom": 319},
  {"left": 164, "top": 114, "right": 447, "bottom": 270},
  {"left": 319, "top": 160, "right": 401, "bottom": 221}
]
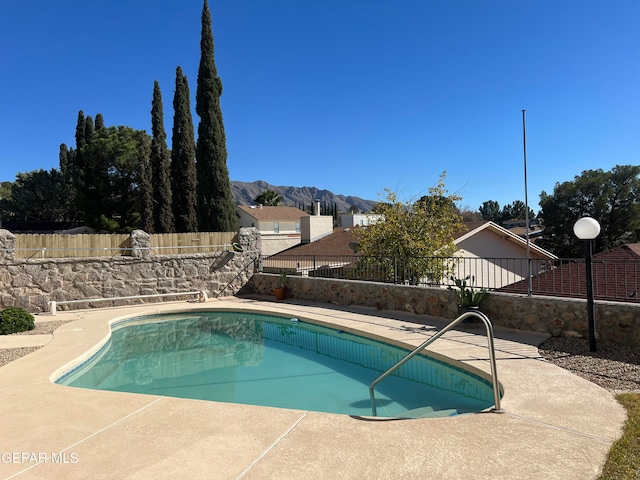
[
  {"left": 340, "top": 213, "right": 383, "bottom": 228},
  {"left": 237, "top": 201, "right": 333, "bottom": 256},
  {"left": 263, "top": 221, "right": 557, "bottom": 289},
  {"left": 502, "top": 219, "right": 544, "bottom": 242},
  {"left": 452, "top": 221, "right": 556, "bottom": 289}
]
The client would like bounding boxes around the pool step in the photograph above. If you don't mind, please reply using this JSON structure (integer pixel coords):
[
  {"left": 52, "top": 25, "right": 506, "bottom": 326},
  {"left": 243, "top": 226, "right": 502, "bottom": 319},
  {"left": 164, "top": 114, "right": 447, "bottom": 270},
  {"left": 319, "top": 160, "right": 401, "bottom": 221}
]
[{"left": 398, "top": 407, "right": 459, "bottom": 419}]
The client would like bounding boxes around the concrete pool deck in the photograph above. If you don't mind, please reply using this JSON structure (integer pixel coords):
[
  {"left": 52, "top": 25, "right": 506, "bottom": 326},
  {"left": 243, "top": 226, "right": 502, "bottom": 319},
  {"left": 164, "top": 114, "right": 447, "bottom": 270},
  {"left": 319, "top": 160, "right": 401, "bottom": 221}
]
[{"left": 0, "top": 297, "right": 626, "bottom": 479}]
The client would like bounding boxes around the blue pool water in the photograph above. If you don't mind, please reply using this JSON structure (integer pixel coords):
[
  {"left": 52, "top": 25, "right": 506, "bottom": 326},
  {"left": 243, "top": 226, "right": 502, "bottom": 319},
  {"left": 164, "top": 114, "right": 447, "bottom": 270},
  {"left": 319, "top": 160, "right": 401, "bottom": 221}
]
[{"left": 56, "top": 311, "right": 496, "bottom": 418}]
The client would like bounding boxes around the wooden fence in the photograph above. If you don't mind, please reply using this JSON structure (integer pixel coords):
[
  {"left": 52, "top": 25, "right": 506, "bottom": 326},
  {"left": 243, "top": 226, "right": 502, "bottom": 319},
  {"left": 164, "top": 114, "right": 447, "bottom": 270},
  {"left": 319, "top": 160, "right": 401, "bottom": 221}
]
[
  {"left": 149, "top": 232, "right": 236, "bottom": 255},
  {"left": 13, "top": 232, "right": 236, "bottom": 258}
]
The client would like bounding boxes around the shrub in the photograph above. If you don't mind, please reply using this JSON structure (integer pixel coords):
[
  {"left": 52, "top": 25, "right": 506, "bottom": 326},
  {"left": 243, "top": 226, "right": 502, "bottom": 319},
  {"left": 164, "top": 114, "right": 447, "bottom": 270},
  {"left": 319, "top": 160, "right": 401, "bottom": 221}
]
[{"left": 0, "top": 307, "right": 35, "bottom": 335}]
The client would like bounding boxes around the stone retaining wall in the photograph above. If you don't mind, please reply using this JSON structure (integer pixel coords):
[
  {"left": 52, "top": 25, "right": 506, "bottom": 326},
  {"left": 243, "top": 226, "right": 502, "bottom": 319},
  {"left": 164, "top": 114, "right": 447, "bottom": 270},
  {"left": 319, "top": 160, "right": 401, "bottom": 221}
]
[
  {"left": 0, "top": 227, "right": 261, "bottom": 314},
  {"left": 247, "top": 273, "right": 640, "bottom": 346}
]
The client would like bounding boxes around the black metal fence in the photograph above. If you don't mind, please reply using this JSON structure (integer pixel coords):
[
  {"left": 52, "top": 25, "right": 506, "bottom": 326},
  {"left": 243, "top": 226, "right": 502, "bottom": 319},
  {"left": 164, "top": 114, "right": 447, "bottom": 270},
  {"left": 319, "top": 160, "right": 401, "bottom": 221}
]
[{"left": 262, "top": 254, "right": 640, "bottom": 303}]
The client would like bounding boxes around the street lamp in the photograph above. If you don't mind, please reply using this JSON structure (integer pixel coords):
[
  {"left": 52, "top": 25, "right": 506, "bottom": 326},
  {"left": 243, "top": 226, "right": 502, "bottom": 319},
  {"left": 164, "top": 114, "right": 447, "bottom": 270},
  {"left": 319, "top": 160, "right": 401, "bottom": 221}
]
[{"left": 573, "top": 217, "right": 601, "bottom": 352}]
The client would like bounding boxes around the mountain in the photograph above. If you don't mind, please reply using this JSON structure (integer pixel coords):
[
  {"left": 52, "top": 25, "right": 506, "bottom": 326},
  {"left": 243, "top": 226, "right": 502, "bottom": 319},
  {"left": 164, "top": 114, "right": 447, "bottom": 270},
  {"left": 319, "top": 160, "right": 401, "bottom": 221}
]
[{"left": 231, "top": 180, "right": 377, "bottom": 212}]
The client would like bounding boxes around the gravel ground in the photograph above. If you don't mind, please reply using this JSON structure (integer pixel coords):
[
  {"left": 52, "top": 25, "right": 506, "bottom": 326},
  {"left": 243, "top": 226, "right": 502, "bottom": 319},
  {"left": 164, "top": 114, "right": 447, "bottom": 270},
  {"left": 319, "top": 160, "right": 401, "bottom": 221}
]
[
  {"left": 1, "top": 320, "right": 639, "bottom": 393},
  {"left": 538, "top": 337, "right": 640, "bottom": 393},
  {"left": 0, "top": 320, "right": 74, "bottom": 368}
]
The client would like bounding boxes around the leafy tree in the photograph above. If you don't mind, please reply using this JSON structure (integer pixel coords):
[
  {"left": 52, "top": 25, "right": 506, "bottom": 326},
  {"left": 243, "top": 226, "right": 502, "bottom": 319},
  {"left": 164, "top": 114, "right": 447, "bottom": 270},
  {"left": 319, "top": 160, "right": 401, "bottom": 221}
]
[
  {"left": 479, "top": 200, "right": 501, "bottom": 222},
  {"left": 150, "top": 80, "right": 174, "bottom": 233},
  {"left": 195, "top": 0, "right": 237, "bottom": 232},
  {"left": 538, "top": 165, "right": 640, "bottom": 257},
  {"left": 500, "top": 200, "right": 535, "bottom": 222},
  {"left": 458, "top": 206, "right": 482, "bottom": 222},
  {"left": 479, "top": 199, "right": 535, "bottom": 224},
  {"left": 78, "top": 126, "right": 151, "bottom": 232},
  {"left": 1, "top": 169, "right": 68, "bottom": 221},
  {"left": 171, "top": 67, "right": 198, "bottom": 232},
  {"left": 354, "top": 172, "right": 463, "bottom": 284},
  {"left": 254, "top": 189, "right": 282, "bottom": 206},
  {"left": 0, "top": 182, "right": 11, "bottom": 201}
]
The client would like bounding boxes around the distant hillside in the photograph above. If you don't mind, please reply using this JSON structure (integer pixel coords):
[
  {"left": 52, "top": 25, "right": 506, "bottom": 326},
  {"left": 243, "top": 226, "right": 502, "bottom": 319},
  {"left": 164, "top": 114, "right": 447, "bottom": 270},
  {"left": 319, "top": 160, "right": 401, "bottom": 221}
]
[{"left": 231, "top": 180, "right": 377, "bottom": 212}]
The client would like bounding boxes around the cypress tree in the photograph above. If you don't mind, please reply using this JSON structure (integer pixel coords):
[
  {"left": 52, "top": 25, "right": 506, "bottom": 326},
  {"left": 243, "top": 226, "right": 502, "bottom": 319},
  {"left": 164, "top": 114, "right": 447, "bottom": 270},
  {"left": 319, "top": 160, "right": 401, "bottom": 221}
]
[
  {"left": 59, "top": 144, "right": 69, "bottom": 175},
  {"left": 171, "top": 67, "right": 198, "bottom": 232},
  {"left": 150, "top": 81, "right": 174, "bottom": 233},
  {"left": 95, "top": 113, "right": 105, "bottom": 131},
  {"left": 195, "top": 0, "right": 237, "bottom": 232},
  {"left": 75, "top": 111, "right": 87, "bottom": 150},
  {"left": 138, "top": 130, "right": 154, "bottom": 233},
  {"left": 84, "top": 115, "right": 95, "bottom": 141},
  {"left": 59, "top": 144, "right": 77, "bottom": 222},
  {"left": 73, "top": 111, "right": 88, "bottom": 222}
]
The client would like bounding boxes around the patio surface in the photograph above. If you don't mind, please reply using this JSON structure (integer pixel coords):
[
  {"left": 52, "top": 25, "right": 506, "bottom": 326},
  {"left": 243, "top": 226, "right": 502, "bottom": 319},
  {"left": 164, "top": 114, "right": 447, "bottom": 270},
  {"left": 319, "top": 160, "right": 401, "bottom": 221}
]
[{"left": 0, "top": 297, "right": 626, "bottom": 479}]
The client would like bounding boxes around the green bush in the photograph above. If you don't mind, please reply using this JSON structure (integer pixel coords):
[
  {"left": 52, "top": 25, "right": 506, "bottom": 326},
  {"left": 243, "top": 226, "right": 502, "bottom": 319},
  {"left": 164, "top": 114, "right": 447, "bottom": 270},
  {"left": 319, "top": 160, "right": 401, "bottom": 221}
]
[{"left": 0, "top": 307, "right": 35, "bottom": 335}]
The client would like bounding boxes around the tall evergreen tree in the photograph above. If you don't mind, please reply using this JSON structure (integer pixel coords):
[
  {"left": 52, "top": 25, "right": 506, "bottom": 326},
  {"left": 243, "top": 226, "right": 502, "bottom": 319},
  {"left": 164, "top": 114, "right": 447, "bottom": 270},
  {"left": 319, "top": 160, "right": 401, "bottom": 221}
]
[
  {"left": 171, "top": 67, "right": 198, "bottom": 232},
  {"left": 73, "top": 111, "right": 89, "bottom": 221},
  {"left": 59, "top": 144, "right": 69, "bottom": 175},
  {"left": 138, "top": 132, "right": 154, "bottom": 233},
  {"left": 150, "top": 81, "right": 174, "bottom": 233},
  {"left": 78, "top": 126, "right": 151, "bottom": 232},
  {"left": 195, "top": 0, "right": 237, "bottom": 232},
  {"left": 75, "top": 111, "right": 87, "bottom": 150},
  {"left": 84, "top": 115, "right": 95, "bottom": 141},
  {"left": 95, "top": 113, "right": 105, "bottom": 131},
  {"left": 59, "top": 144, "right": 78, "bottom": 221}
]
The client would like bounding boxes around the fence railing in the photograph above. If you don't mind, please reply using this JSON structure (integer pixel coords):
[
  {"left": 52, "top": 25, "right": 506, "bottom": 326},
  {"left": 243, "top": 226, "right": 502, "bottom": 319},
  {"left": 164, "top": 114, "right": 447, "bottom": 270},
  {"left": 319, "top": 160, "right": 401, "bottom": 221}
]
[
  {"left": 262, "top": 254, "right": 640, "bottom": 303},
  {"left": 11, "top": 232, "right": 236, "bottom": 258}
]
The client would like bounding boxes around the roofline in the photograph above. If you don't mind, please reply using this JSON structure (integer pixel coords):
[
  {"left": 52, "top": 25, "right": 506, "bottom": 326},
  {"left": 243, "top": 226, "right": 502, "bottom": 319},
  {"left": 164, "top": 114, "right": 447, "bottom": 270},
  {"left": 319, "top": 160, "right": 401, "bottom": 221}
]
[{"left": 455, "top": 221, "right": 557, "bottom": 259}]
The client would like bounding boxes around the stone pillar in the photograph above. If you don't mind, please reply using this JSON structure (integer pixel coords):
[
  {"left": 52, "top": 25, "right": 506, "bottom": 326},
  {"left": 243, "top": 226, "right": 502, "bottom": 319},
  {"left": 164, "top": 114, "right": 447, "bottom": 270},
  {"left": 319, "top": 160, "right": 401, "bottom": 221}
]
[
  {"left": 238, "top": 227, "right": 261, "bottom": 254},
  {"left": 0, "top": 229, "right": 16, "bottom": 262},
  {"left": 130, "top": 230, "right": 151, "bottom": 258}
]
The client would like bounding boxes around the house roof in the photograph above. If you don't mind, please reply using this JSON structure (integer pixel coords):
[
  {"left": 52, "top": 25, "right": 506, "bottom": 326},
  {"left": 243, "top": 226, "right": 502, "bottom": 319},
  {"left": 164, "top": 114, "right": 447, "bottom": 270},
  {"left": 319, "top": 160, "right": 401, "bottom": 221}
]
[
  {"left": 271, "top": 227, "right": 360, "bottom": 257},
  {"left": 454, "top": 221, "right": 556, "bottom": 259},
  {"left": 269, "top": 221, "right": 557, "bottom": 259},
  {"left": 499, "top": 243, "right": 640, "bottom": 302},
  {"left": 237, "top": 205, "right": 309, "bottom": 222}
]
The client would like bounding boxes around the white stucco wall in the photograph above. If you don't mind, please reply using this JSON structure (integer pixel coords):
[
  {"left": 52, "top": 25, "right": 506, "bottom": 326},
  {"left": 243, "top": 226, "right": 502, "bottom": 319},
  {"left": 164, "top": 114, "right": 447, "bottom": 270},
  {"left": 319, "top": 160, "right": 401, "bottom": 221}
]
[
  {"left": 453, "top": 228, "right": 550, "bottom": 289},
  {"left": 340, "top": 214, "right": 383, "bottom": 227},
  {"left": 301, "top": 216, "right": 334, "bottom": 243}
]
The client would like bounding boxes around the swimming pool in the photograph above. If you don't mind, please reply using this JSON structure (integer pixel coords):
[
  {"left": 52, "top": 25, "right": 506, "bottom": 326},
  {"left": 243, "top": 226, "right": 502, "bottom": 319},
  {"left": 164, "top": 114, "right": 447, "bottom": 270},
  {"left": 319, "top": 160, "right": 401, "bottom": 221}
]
[{"left": 56, "top": 311, "right": 496, "bottom": 418}]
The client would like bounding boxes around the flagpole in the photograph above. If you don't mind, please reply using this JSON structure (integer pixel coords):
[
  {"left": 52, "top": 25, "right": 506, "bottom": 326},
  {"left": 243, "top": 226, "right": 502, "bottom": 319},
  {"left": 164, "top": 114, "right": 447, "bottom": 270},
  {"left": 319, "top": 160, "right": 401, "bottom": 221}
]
[{"left": 522, "top": 109, "right": 532, "bottom": 297}]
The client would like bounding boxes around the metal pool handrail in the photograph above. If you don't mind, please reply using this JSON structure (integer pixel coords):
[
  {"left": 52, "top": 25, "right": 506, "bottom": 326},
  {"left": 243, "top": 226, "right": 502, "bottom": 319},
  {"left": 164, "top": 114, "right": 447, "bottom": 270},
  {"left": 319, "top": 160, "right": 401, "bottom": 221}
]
[{"left": 369, "top": 310, "right": 504, "bottom": 417}]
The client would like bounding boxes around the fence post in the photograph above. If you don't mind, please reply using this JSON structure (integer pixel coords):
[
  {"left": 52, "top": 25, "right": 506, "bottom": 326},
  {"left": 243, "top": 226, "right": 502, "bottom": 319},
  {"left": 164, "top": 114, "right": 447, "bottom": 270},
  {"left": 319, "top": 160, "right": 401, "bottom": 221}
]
[
  {"left": 0, "top": 229, "right": 16, "bottom": 263},
  {"left": 394, "top": 257, "right": 398, "bottom": 284},
  {"left": 130, "top": 230, "right": 151, "bottom": 258}
]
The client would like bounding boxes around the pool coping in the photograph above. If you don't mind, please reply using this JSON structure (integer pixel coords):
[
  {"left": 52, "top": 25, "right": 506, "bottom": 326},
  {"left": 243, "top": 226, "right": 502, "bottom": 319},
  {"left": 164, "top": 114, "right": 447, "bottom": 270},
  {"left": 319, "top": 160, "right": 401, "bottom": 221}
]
[{"left": 0, "top": 297, "right": 627, "bottom": 479}]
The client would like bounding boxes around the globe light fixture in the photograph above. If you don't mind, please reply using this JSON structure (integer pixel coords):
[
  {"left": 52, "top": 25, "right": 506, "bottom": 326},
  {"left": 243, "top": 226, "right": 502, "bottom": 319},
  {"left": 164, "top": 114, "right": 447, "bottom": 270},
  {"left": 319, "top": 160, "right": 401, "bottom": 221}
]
[
  {"left": 573, "top": 216, "right": 601, "bottom": 352},
  {"left": 573, "top": 217, "right": 601, "bottom": 241}
]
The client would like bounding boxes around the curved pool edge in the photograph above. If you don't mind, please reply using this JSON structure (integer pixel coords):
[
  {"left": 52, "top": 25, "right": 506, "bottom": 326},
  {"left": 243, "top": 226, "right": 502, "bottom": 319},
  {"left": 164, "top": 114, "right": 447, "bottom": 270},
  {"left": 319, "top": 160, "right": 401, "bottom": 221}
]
[
  {"left": 50, "top": 303, "right": 503, "bottom": 409},
  {"left": 0, "top": 297, "right": 627, "bottom": 479}
]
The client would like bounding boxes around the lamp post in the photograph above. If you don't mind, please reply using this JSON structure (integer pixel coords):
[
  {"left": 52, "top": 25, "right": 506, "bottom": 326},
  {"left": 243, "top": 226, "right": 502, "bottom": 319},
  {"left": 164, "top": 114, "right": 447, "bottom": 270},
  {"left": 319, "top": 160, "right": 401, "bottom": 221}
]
[{"left": 573, "top": 217, "right": 601, "bottom": 352}]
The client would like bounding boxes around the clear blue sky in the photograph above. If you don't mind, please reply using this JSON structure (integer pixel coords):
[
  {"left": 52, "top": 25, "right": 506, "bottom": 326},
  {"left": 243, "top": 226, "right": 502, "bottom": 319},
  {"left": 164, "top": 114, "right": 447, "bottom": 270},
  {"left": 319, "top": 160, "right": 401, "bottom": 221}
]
[{"left": 1, "top": 1, "right": 638, "bottom": 213}]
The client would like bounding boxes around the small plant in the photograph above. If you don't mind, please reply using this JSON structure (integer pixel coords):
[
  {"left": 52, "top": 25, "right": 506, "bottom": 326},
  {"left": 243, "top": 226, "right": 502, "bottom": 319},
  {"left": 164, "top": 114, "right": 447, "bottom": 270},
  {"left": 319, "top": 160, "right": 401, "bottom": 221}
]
[
  {"left": 277, "top": 270, "right": 288, "bottom": 288},
  {"left": 274, "top": 270, "right": 288, "bottom": 300},
  {"left": 448, "top": 275, "right": 489, "bottom": 308},
  {"left": 0, "top": 307, "right": 35, "bottom": 335}
]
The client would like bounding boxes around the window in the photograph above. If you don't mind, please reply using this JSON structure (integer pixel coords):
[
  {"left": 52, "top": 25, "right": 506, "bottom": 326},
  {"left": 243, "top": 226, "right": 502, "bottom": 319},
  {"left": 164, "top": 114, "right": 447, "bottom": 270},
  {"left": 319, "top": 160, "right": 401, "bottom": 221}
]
[
  {"left": 296, "top": 222, "right": 300, "bottom": 233},
  {"left": 274, "top": 222, "right": 280, "bottom": 233}
]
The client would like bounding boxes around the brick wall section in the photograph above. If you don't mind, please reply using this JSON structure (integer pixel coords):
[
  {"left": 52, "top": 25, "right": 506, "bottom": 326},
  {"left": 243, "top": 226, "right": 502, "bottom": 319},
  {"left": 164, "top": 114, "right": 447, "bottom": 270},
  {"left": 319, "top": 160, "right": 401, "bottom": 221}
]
[
  {"left": 248, "top": 273, "right": 640, "bottom": 347},
  {"left": 0, "top": 227, "right": 261, "bottom": 314}
]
